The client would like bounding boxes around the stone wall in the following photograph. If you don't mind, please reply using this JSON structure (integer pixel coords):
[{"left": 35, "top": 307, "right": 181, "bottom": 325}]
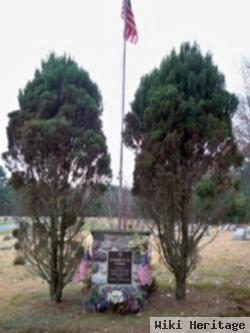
[{"left": 91, "top": 230, "right": 150, "bottom": 293}]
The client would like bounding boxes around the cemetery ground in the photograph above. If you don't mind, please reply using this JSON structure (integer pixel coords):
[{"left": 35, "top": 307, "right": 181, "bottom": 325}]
[{"left": 0, "top": 224, "right": 250, "bottom": 333}]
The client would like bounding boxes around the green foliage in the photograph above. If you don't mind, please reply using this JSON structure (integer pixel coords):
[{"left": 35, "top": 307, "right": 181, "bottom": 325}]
[
  {"left": 3, "top": 53, "right": 111, "bottom": 302},
  {"left": 124, "top": 41, "right": 241, "bottom": 207},
  {"left": 196, "top": 177, "right": 215, "bottom": 198},
  {"left": 4, "top": 53, "right": 112, "bottom": 213},
  {"left": 0, "top": 166, "right": 14, "bottom": 215},
  {"left": 12, "top": 228, "right": 19, "bottom": 238},
  {"left": 227, "top": 194, "right": 247, "bottom": 222},
  {"left": 125, "top": 42, "right": 239, "bottom": 165},
  {"left": 4, "top": 53, "right": 111, "bottom": 188},
  {"left": 195, "top": 173, "right": 241, "bottom": 224},
  {"left": 124, "top": 42, "right": 242, "bottom": 300}
]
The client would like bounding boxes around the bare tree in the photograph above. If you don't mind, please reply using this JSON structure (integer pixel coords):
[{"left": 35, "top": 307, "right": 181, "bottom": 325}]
[
  {"left": 233, "top": 59, "right": 250, "bottom": 221},
  {"left": 104, "top": 186, "right": 142, "bottom": 230}
]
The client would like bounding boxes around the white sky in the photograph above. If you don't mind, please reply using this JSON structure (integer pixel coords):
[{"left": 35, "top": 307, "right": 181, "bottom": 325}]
[{"left": 1, "top": 0, "right": 250, "bottom": 185}]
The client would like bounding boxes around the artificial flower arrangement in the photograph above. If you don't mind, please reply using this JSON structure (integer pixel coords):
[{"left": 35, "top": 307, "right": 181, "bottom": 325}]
[{"left": 85, "top": 287, "right": 145, "bottom": 315}]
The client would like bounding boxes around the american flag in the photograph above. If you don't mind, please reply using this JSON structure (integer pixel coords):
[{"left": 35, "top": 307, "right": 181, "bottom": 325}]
[
  {"left": 137, "top": 250, "right": 153, "bottom": 286},
  {"left": 121, "top": 0, "right": 138, "bottom": 44},
  {"left": 72, "top": 251, "right": 91, "bottom": 283}
]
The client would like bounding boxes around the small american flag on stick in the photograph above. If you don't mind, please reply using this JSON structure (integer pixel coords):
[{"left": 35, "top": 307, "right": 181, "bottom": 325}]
[
  {"left": 137, "top": 249, "right": 153, "bottom": 286},
  {"left": 121, "top": 0, "right": 138, "bottom": 44},
  {"left": 72, "top": 251, "right": 91, "bottom": 283}
]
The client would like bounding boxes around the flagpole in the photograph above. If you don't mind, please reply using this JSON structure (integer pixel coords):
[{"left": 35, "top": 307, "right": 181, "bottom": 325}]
[{"left": 118, "top": 5, "right": 128, "bottom": 230}]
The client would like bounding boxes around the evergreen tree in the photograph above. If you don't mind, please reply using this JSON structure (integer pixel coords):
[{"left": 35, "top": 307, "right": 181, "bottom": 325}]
[
  {"left": 124, "top": 43, "right": 241, "bottom": 300},
  {"left": 3, "top": 54, "right": 111, "bottom": 302}
]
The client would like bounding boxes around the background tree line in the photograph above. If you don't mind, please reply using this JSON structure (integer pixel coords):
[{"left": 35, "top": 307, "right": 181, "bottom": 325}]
[
  {"left": 1, "top": 164, "right": 249, "bottom": 224},
  {"left": 0, "top": 166, "right": 14, "bottom": 216},
  {"left": 0, "top": 177, "right": 141, "bottom": 219}
]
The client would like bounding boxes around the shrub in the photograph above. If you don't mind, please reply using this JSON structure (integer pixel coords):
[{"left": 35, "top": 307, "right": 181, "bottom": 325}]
[
  {"left": 14, "top": 241, "right": 21, "bottom": 251},
  {"left": 13, "top": 255, "right": 26, "bottom": 266},
  {"left": 12, "top": 228, "right": 19, "bottom": 238}
]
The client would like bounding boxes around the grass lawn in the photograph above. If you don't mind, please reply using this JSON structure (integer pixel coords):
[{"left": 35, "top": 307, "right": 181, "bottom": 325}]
[{"left": 0, "top": 228, "right": 249, "bottom": 333}]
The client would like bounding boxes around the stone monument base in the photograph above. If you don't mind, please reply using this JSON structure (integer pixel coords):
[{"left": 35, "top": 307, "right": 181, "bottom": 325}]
[{"left": 86, "top": 230, "right": 152, "bottom": 313}]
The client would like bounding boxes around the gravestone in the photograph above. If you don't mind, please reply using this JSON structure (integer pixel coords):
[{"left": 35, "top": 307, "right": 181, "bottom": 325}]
[
  {"left": 233, "top": 228, "right": 247, "bottom": 241},
  {"left": 225, "top": 223, "right": 233, "bottom": 231},
  {"left": 91, "top": 230, "right": 151, "bottom": 295},
  {"left": 228, "top": 224, "right": 237, "bottom": 231},
  {"left": 3, "top": 234, "right": 12, "bottom": 241},
  {"left": 217, "top": 225, "right": 223, "bottom": 231}
]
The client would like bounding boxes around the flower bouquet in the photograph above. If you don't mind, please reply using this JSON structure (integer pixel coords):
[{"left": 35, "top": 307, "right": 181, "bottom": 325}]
[
  {"left": 85, "top": 288, "right": 145, "bottom": 314},
  {"left": 106, "top": 290, "right": 141, "bottom": 315}
]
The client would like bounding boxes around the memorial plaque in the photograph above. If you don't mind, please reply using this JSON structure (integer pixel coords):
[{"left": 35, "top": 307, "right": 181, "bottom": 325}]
[{"left": 108, "top": 251, "right": 132, "bottom": 284}]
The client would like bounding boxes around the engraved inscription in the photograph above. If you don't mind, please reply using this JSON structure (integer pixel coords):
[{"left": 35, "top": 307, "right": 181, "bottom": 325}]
[{"left": 108, "top": 251, "right": 132, "bottom": 284}]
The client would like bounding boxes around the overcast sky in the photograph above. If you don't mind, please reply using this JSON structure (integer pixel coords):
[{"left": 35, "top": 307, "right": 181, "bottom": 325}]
[{"left": 1, "top": 0, "right": 250, "bottom": 185}]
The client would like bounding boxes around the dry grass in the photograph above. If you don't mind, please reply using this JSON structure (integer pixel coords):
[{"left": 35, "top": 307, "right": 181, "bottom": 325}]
[
  {"left": 152, "top": 228, "right": 250, "bottom": 288},
  {"left": 0, "top": 228, "right": 249, "bottom": 333}
]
